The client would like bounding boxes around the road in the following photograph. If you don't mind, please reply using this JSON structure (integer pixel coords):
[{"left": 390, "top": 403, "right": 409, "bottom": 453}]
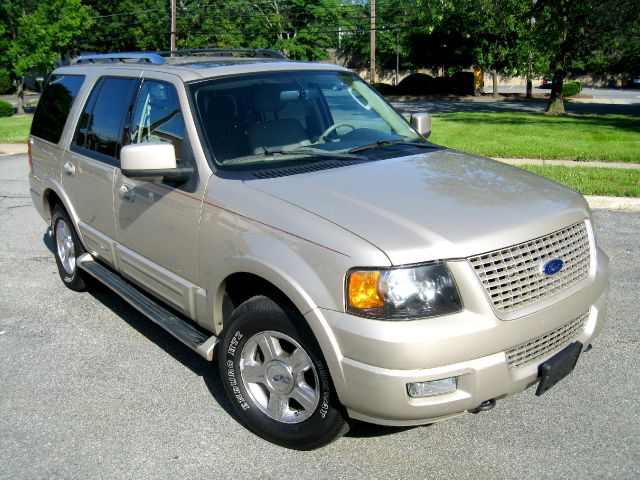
[
  {"left": 1, "top": 153, "right": 639, "bottom": 479},
  {"left": 389, "top": 96, "right": 640, "bottom": 116},
  {"left": 482, "top": 85, "right": 640, "bottom": 100}
]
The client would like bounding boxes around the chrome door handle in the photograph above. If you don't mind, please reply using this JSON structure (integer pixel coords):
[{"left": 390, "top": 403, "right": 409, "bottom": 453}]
[
  {"left": 119, "top": 184, "right": 135, "bottom": 201},
  {"left": 63, "top": 162, "right": 75, "bottom": 176}
]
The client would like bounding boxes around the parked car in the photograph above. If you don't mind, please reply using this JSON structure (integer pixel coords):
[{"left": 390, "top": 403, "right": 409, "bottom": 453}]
[
  {"left": 23, "top": 74, "right": 49, "bottom": 92},
  {"left": 539, "top": 78, "right": 553, "bottom": 88},
  {"left": 28, "top": 50, "right": 609, "bottom": 450},
  {"left": 624, "top": 76, "right": 640, "bottom": 89}
]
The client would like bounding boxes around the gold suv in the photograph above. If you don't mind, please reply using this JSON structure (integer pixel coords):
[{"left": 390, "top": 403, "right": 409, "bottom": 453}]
[{"left": 28, "top": 50, "right": 609, "bottom": 449}]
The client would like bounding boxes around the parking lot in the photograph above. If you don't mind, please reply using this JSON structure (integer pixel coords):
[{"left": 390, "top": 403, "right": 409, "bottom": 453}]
[{"left": 1, "top": 153, "right": 639, "bottom": 479}]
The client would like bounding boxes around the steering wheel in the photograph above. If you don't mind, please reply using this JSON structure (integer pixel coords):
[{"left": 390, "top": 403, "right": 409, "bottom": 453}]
[{"left": 319, "top": 123, "right": 356, "bottom": 143}]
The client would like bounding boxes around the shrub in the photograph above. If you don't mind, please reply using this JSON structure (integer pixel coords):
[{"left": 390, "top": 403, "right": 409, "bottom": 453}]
[
  {"left": 0, "top": 100, "right": 14, "bottom": 117},
  {"left": 372, "top": 82, "right": 397, "bottom": 95},
  {"left": 563, "top": 81, "right": 582, "bottom": 96},
  {"left": 0, "top": 69, "right": 13, "bottom": 94},
  {"left": 396, "top": 73, "right": 434, "bottom": 95},
  {"left": 448, "top": 71, "right": 475, "bottom": 95}
]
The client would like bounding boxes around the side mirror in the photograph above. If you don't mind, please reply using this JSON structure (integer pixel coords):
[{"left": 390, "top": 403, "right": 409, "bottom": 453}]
[
  {"left": 410, "top": 113, "right": 431, "bottom": 139},
  {"left": 121, "top": 142, "right": 193, "bottom": 182}
]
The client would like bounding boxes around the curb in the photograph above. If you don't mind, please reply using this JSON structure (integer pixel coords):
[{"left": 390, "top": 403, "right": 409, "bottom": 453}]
[
  {"left": 493, "top": 157, "right": 640, "bottom": 170},
  {"left": 585, "top": 195, "right": 640, "bottom": 211},
  {"left": 0, "top": 143, "right": 28, "bottom": 155}
]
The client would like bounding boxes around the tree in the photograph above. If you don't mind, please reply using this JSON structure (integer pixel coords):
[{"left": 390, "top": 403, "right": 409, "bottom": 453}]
[
  {"left": 339, "top": 1, "right": 415, "bottom": 73},
  {"left": 533, "top": 0, "right": 640, "bottom": 114},
  {"left": 81, "top": 0, "right": 168, "bottom": 53},
  {"left": 471, "top": 0, "right": 532, "bottom": 97},
  {"left": 0, "top": 0, "right": 92, "bottom": 113}
]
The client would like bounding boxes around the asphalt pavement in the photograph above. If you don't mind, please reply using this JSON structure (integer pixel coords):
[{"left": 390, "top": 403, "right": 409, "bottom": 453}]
[
  {"left": 388, "top": 97, "right": 640, "bottom": 116},
  {"left": 1, "top": 153, "right": 639, "bottom": 479}
]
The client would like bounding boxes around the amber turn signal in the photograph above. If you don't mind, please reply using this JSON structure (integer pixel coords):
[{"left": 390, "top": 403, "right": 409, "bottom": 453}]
[{"left": 348, "top": 271, "right": 384, "bottom": 309}]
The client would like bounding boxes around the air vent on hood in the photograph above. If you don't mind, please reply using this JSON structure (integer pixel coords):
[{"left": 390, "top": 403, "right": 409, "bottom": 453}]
[{"left": 251, "top": 161, "right": 357, "bottom": 179}]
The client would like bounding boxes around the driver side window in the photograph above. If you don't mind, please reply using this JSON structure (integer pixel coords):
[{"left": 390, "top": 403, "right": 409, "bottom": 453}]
[{"left": 128, "top": 80, "right": 187, "bottom": 164}]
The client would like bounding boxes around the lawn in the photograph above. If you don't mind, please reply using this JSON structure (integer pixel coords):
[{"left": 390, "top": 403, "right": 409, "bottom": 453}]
[
  {"left": 430, "top": 112, "right": 640, "bottom": 163},
  {"left": 520, "top": 165, "right": 640, "bottom": 197},
  {"left": 0, "top": 115, "right": 32, "bottom": 143}
]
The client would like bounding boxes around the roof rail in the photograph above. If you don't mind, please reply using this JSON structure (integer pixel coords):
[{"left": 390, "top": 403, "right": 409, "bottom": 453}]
[
  {"left": 156, "top": 48, "right": 287, "bottom": 59},
  {"left": 74, "top": 53, "right": 166, "bottom": 65}
]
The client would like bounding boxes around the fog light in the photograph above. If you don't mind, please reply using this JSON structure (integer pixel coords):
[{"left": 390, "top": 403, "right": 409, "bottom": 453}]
[{"left": 407, "top": 377, "right": 457, "bottom": 398}]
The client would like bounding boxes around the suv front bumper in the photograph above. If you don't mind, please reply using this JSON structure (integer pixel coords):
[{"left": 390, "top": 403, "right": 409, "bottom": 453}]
[{"left": 307, "top": 249, "right": 609, "bottom": 426}]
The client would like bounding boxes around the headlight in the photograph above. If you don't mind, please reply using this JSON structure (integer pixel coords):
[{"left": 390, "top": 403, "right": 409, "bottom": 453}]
[{"left": 346, "top": 262, "right": 462, "bottom": 320}]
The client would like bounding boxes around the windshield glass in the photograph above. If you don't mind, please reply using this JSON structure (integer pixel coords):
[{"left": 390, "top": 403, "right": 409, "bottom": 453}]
[{"left": 190, "top": 70, "right": 423, "bottom": 166}]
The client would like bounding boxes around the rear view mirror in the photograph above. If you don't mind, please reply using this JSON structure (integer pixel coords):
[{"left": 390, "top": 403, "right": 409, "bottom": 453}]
[
  {"left": 121, "top": 142, "right": 192, "bottom": 182},
  {"left": 410, "top": 113, "right": 431, "bottom": 139}
]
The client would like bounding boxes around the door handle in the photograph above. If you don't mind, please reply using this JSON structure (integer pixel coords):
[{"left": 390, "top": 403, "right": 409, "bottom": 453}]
[
  {"left": 119, "top": 184, "right": 135, "bottom": 201},
  {"left": 63, "top": 162, "right": 75, "bottom": 176}
]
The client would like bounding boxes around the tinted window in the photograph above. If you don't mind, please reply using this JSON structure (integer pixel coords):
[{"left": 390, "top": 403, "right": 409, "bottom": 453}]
[
  {"left": 128, "top": 80, "right": 186, "bottom": 164},
  {"left": 31, "top": 75, "right": 85, "bottom": 144},
  {"left": 190, "top": 71, "right": 419, "bottom": 167},
  {"left": 74, "top": 77, "right": 137, "bottom": 159}
]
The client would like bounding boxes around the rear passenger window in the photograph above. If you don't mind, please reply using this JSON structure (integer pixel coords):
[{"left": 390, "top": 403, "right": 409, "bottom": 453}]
[
  {"left": 31, "top": 75, "right": 85, "bottom": 144},
  {"left": 73, "top": 77, "right": 137, "bottom": 161}
]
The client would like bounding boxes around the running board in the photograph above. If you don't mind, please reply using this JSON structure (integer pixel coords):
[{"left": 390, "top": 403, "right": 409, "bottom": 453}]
[{"left": 77, "top": 254, "right": 217, "bottom": 361}]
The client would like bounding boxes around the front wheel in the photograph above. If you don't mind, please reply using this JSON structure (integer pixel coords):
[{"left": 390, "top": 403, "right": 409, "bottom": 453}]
[{"left": 218, "top": 295, "right": 349, "bottom": 449}]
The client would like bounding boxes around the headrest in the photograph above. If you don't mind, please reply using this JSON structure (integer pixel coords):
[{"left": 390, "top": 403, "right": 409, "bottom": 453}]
[{"left": 200, "top": 94, "right": 237, "bottom": 116}]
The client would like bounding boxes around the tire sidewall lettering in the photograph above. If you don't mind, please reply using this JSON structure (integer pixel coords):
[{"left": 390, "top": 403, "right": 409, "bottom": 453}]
[{"left": 225, "top": 335, "right": 251, "bottom": 411}]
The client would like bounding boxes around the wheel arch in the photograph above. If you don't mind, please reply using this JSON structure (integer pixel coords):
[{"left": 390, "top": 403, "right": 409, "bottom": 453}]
[{"left": 207, "top": 256, "right": 347, "bottom": 397}]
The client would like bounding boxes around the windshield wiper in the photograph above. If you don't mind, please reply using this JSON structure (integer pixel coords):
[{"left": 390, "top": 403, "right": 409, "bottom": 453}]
[
  {"left": 221, "top": 147, "right": 364, "bottom": 165},
  {"left": 348, "top": 140, "right": 441, "bottom": 154}
]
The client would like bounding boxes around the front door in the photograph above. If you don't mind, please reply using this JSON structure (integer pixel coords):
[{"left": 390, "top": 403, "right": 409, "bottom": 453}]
[{"left": 113, "top": 77, "right": 203, "bottom": 318}]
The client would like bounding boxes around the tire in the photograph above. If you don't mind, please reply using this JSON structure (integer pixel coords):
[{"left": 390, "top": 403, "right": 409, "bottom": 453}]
[
  {"left": 51, "top": 205, "right": 87, "bottom": 292},
  {"left": 218, "top": 295, "right": 349, "bottom": 450}
]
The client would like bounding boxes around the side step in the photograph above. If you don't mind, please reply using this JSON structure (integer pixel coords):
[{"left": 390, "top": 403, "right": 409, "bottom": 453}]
[{"left": 77, "top": 254, "right": 217, "bottom": 361}]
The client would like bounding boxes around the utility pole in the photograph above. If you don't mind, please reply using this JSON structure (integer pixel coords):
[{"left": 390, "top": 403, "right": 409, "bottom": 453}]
[
  {"left": 395, "top": 28, "right": 400, "bottom": 86},
  {"left": 170, "top": 0, "right": 177, "bottom": 55},
  {"left": 370, "top": 0, "right": 376, "bottom": 84}
]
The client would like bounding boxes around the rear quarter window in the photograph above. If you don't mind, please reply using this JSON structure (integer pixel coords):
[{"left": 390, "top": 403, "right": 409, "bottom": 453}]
[{"left": 30, "top": 74, "right": 85, "bottom": 144}]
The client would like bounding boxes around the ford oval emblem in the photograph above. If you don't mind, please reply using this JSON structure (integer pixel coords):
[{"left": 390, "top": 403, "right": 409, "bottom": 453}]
[{"left": 541, "top": 258, "right": 564, "bottom": 276}]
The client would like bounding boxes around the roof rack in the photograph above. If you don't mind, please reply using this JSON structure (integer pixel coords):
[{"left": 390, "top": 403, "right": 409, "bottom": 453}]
[
  {"left": 157, "top": 48, "right": 287, "bottom": 59},
  {"left": 74, "top": 53, "right": 166, "bottom": 65},
  {"left": 73, "top": 48, "right": 287, "bottom": 65}
]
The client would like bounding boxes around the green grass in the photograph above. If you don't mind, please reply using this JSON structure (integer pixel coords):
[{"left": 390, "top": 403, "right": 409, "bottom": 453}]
[
  {"left": 520, "top": 165, "right": 640, "bottom": 197},
  {"left": 430, "top": 112, "right": 640, "bottom": 163},
  {"left": 0, "top": 115, "right": 32, "bottom": 143}
]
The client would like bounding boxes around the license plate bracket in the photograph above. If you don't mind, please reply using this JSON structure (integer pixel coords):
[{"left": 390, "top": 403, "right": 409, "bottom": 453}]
[{"left": 535, "top": 341, "right": 583, "bottom": 396}]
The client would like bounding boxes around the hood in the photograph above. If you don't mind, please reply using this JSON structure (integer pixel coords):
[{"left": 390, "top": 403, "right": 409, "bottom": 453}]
[{"left": 244, "top": 150, "right": 589, "bottom": 265}]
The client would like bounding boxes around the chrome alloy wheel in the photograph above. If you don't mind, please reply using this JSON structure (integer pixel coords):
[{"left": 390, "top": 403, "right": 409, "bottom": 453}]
[
  {"left": 240, "top": 331, "right": 320, "bottom": 424},
  {"left": 55, "top": 218, "right": 76, "bottom": 275}
]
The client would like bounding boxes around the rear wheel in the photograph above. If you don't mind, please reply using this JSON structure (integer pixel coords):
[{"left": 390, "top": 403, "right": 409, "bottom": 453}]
[
  {"left": 51, "top": 205, "right": 87, "bottom": 292},
  {"left": 218, "top": 295, "right": 349, "bottom": 449}
]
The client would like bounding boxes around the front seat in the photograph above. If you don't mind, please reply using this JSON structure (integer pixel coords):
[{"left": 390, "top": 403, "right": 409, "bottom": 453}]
[{"left": 247, "top": 86, "right": 310, "bottom": 153}]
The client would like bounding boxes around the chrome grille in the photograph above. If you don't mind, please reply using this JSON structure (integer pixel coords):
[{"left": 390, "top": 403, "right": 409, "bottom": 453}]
[
  {"left": 506, "top": 311, "right": 588, "bottom": 369},
  {"left": 468, "top": 221, "right": 591, "bottom": 313}
]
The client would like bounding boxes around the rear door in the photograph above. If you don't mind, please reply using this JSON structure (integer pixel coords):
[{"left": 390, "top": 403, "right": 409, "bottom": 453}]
[{"left": 64, "top": 76, "right": 139, "bottom": 267}]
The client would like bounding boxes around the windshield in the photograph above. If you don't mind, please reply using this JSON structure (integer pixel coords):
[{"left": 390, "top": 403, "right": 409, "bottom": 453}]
[{"left": 190, "top": 70, "right": 423, "bottom": 166}]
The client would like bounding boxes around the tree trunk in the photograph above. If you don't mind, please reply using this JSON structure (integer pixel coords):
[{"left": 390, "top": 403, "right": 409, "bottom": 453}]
[
  {"left": 16, "top": 78, "right": 25, "bottom": 115},
  {"left": 491, "top": 69, "right": 498, "bottom": 97},
  {"left": 525, "top": 79, "right": 532, "bottom": 99},
  {"left": 546, "top": 71, "right": 565, "bottom": 115}
]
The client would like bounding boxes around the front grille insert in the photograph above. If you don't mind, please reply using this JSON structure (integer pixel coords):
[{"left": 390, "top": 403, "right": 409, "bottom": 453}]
[
  {"left": 506, "top": 311, "right": 588, "bottom": 369},
  {"left": 468, "top": 221, "right": 591, "bottom": 313}
]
